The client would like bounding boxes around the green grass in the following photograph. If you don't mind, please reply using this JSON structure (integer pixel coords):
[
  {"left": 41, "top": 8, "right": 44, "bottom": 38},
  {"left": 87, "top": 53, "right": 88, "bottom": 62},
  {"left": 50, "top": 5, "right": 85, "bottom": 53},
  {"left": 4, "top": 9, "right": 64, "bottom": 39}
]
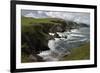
[
  {"left": 61, "top": 43, "right": 90, "bottom": 61},
  {"left": 21, "top": 52, "right": 30, "bottom": 63},
  {"left": 21, "top": 43, "right": 90, "bottom": 63},
  {"left": 21, "top": 16, "right": 89, "bottom": 62},
  {"left": 21, "top": 16, "right": 61, "bottom": 26}
]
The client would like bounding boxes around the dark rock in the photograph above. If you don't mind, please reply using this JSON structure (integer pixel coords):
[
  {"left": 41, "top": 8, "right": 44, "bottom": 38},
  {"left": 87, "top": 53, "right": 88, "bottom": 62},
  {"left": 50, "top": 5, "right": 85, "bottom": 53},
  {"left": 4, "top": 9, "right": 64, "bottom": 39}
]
[
  {"left": 54, "top": 33, "right": 61, "bottom": 38},
  {"left": 21, "top": 17, "right": 81, "bottom": 56},
  {"left": 29, "top": 54, "right": 44, "bottom": 62}
]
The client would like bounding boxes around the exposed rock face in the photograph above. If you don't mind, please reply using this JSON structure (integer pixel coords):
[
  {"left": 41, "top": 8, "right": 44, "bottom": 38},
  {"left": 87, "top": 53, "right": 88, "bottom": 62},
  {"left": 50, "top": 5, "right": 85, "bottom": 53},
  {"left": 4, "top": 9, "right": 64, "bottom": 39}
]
[
  {"left": 21, "top": 17, "right": 80, "bottom": 56},
  {"left": 21, "top": 24, "right": 66, "bottom": 55},
  {"left": 29, "top": 54, "right": 44, "bottom": 62},
  {"left": 54, "top": 33, "right": 61, "bottom": 38}
]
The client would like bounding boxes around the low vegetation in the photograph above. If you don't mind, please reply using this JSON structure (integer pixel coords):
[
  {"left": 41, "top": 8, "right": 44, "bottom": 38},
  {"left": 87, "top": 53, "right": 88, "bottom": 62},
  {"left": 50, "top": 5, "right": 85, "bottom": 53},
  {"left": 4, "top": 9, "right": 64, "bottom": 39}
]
[
  {"left": 61, "top": 43, "right": 90, "bottom": 61},
  {"left": 21, "top": 16, "right": 89, "bottom": 63}
]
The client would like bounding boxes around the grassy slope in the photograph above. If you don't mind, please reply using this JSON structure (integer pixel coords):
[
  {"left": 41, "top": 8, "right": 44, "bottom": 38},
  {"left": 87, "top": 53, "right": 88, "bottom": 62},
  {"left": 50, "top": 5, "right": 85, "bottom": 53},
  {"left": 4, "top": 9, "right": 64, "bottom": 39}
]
[
  {"left": 21, "top": 52, "right": 30, "bottom": 63},
  {"left": 21, "top": 17, "right": 90, "bottom": 62},
  {"left": 61, "top": 43, "right": 90, "bottom": 61},
  {"left": 21, "top": 17, "right": 63, "bottom": 33},
  {"left": 21, "top": 17, "right": 61, "bottom": 26},
  {"left": 22, "top": 43, "right": 90, "bottom": 63},
  {"left": 21, "top": 17, "right": 61, "bottom": 63}
]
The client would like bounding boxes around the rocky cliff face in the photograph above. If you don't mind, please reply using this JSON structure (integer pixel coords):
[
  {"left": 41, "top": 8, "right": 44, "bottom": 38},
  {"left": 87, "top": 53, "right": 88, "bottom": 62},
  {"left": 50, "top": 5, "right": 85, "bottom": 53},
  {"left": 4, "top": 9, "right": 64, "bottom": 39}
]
[{"left": 21, "top": 17, "right": 80, "bottom": 60}]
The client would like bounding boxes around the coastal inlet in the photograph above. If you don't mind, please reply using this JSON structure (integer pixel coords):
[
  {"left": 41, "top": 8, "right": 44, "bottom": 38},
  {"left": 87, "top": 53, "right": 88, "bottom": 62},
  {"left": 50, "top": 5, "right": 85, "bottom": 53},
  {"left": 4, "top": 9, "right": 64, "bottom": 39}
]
[{"left": 21, "top": 17, "right": 90, "bottom": 63}]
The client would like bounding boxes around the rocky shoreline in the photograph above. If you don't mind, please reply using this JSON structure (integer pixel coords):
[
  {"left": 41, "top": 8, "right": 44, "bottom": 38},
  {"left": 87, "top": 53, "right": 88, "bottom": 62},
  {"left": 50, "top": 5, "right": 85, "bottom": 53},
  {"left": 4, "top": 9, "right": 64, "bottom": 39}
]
[{"left": 21, "top": 17, "right": 89, "bottom": 63}]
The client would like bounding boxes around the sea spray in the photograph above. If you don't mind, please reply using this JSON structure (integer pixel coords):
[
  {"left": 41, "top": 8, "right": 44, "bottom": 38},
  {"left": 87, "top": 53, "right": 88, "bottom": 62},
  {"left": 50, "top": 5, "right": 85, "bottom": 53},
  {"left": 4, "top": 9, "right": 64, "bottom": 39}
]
[{"left": 38, "top": 27, "right": 89, "bottom": 61}]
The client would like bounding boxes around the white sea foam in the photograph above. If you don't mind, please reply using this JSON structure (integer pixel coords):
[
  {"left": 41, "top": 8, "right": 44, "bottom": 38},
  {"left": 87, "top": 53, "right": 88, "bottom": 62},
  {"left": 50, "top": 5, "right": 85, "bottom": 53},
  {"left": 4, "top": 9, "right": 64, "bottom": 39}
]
[{"left": 38, "top": 27, "right": 89, "bottom": 61}]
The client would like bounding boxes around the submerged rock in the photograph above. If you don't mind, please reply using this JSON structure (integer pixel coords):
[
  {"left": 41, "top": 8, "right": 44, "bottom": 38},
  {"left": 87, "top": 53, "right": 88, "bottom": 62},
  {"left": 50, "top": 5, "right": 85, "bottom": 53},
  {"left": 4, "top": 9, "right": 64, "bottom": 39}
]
[
  {"left": 21, "top": 17, "right": 84, "bottom": 59},
  {"left": 29, "top": 54, "right": 44, "bottom": 62}
]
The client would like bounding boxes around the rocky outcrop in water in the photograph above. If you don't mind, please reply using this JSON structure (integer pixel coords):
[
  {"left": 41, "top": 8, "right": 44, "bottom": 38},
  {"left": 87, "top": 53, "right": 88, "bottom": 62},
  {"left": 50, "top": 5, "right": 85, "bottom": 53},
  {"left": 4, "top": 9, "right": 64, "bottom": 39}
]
[
  {"left": 21, "top": 17, "right": 81, "bottom": 61},
  {"left": 28, "top": 54, "right": 44, "bottom": 62}
]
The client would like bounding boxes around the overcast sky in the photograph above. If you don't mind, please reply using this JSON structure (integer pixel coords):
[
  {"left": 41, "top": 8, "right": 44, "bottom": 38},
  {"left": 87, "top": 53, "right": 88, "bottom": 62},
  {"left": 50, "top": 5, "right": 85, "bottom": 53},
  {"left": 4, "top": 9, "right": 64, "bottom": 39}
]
[{"left": 21, "top": 10, "right": 90, "bottom": 24}]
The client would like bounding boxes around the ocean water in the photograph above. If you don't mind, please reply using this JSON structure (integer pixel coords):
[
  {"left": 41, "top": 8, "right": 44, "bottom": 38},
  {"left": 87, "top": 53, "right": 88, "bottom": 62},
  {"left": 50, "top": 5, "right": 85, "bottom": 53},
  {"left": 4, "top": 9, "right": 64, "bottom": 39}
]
[{"left": 38, "top": 27, "right": 90, "bottom": 61}]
